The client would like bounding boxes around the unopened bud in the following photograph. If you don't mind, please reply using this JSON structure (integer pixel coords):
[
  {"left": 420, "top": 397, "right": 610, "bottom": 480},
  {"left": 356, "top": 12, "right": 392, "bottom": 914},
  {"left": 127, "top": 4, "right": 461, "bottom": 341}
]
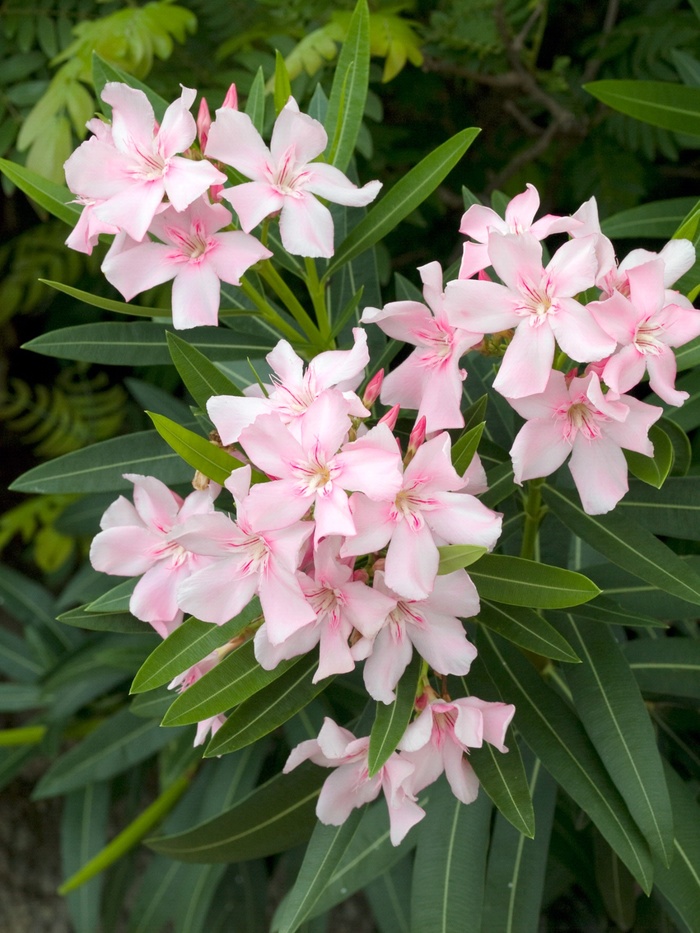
[
  {"left": 362, "top": 369, "right": 384, "bottom": 407},
  {"left": 477, "top": 269, "right": 492, "bottom": 281},
  {"left": 197, "top": 98, "right": 211, "bottom": 150},
  {"left": 222, "top": 83, "right": 238, "bottom": 110},
  {"left": 407, "top": 416, "right": 427, "bottom": 459},
  {"left": 565, "top": 367, "right": 580, "bottom": 386},
  {"left": 352, "top": 568, "right": 369, "bottom": 585},
  {"left": 378, "top": 403, "right": 400, "bottom": 431}
]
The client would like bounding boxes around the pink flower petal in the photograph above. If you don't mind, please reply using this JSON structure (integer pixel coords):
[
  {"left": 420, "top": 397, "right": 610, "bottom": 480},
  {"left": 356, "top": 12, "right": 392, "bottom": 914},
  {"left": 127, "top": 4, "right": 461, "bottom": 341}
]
[
  {"left": 157, "top": 86, "right": 197, "bottom": 157},
  {"left": 493, "top": 321, "right": 555, "bottom": 399},
  {"left": 172, "top": 262, "right": 221, "bottom": 328},
  {"left": 306, "top": 163, "right": 382, "bottom": 207},
  {"left": 279, "top": 193, "right": 334, "bottom": 258},
  {"left": 205, "top": 109, "right": 271, "bottom": 180},
  {"left": 569, "top": 435, "right": 629, "bottom": 515},
  {"left": 222, "top": 181, "right": 285, "bottom": 233}
]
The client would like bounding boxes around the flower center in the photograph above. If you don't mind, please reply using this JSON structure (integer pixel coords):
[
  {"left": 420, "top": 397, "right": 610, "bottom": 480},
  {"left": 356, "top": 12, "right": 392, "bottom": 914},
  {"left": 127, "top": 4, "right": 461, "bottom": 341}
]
[
  {"left": 562, "top": 399, "right": 602, "bottom": 442},
  {"left": 167, "top": 221, "right": 214, "bottom": 262},
  {"left": 634, "top": 319, "right": 664, "bottom": 355},
  {"left": 291, "top": 449, "right": 341, "bottom": 496},
  {"left": 270, "top": 146, "right": 311, "bottom": 197},
  {"left": 515, "top": 275, "right": 554, "bottom": 326}
]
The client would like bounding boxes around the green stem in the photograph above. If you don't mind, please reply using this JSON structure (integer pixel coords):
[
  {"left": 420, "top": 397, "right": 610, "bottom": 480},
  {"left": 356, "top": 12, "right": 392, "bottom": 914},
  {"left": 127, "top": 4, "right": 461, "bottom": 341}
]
[
  {"left": 239, "top": 277, "right": 305, "bottom": 345},
  {"left": 520, "top": 478, "right": 544, "bottom": 561},
  {"left": 258, "top": 263, "right": 323, "bottom": 346},
  {"left": 0, "top": 725, "right": 46, "bottom": 746},
  {"left": 304, "top": 256, "right": 332, "bottom": 344}
]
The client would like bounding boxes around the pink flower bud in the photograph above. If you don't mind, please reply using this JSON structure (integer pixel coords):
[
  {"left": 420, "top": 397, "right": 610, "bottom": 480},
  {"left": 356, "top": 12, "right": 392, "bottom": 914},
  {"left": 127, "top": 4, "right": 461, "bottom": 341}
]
[
  {"left": 197, "top": 97, "right": 211, "bottom": 150},
  {"left": 407, "top": 416, "right": 427, "bottom": 458},
  {"left": 378, "top": 403, "right": 400, "bottom": 431},
  {"left": 362, "top": 369, "right": 384, "bottom": 407},
  {"left": 477, "top": 269, "right": 492, "bottom": 281},
  {"left": 222, "top": 83, "right": 238, "bottom": 110}
]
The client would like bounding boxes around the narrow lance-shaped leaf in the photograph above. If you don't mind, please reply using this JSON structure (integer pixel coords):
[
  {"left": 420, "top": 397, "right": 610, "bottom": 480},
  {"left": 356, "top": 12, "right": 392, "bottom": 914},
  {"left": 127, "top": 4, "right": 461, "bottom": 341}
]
[
  {"left": 410, "top": 777, "right": 492, "bottom": 933},
  {"left": 477, "top": 600, "right": 580, "bottom": 664},
  {"left": 166, "top": 331, "right": 243, "bottom": 411},
  {"left": 482, "top": 755, "right": 557, "bottom": 933},
  {"left": 0, "top": 157, "right": 79, "bottom": 225},
  {"left": 584, "top": 79, "right": 700, "bottom": 137},
  {"left": 40, "top": 279, "right": 170, "bottom": 318},
  {"left": 147, "top": 412, "right": 238, "bottom": 486},
  {"left": 543, "top": 484, "right": 700, "bottom": 607},
  {"left": 92, "top": 51, "right": 169, "bottom": 120},
  {"left": 467, "top": 554, "right": 600, "bottom": 608},
  {"left": 622, "top": 638, "right": 700, "bottom": 700},
  {"left": 324, "top": 128, "right": 481, "bottom": 279},
  {"left": 131, "top": 601, "right": 262, "bottom": 695},
  {"left": 147, "top": 762, "right": 325, "bottom": 863},
  {"left": 273, "top": 50, "right": 292, "bottom": 115},
  {"left": 324, "top": 0, "right": 370, "bottom": 171},
  {"left": 273, "top": 808, "right": 365, "bottom": 933},
  {"left": 60, "top": 781, "right": 111, "bottom": 933},
  {"left": 245, "top": 67, "right": 266, "bottom": 135},
  {"left": 368, "top": 653, "right": 421, "bottom": 777},
  {"left": 477, "top": 628, "right": 654, "bottom": 893},
  {"left": 437, "top": 545, "right": 487, "bottom": 576},
  {"left": 205, "top": 655, "right": 330, "bottom": 757},
  {"left": 557, "top": 615, "right": 674, "bottom": 866},
  {"left": 451, "top": 421, "right": 485, "bottom": 475}
]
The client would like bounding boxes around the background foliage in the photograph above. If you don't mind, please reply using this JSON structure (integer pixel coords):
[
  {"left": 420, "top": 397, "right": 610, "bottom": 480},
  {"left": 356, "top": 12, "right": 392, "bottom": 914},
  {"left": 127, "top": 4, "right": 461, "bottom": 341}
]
[{"left": 1, "top": 1, "right": 699, "bottom": 931}]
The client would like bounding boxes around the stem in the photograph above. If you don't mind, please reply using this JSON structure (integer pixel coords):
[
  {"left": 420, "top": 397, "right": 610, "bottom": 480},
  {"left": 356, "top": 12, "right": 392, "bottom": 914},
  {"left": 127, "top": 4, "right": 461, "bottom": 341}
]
[
  {"left": 304, "top": 256, "right": 332, "bottom": 344},
  {"left": 521, "top": 478, "right": 544, "bottom": 561},
  {"left": 258, "top": 262, "right": 323, "bottom": 346},
  {"left": 0, "top": 725, "right": 46, "bottom": 746},
  {"left": 239, "top": 277, "right": 305, "bottom": 345}
]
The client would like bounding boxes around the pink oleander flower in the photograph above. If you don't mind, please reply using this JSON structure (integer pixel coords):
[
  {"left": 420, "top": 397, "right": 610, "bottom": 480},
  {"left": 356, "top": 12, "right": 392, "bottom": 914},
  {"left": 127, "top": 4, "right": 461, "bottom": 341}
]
[
  {"left": 341, "top": 433, "right": 502, "bottom": 601},
  {"left": 598, "top": 238, "right": 696, "bottom": 299},
  {"left": 173, "top": 467, "right": 315, "bottom": 644},
  {"left": 589, "top": 257, "right": 700, "bottom": 406},
  {"left": 445, "top": 231, "right": 616, "bottom": 399},
  {"left": 169, "top": 650, "right": 226, "bottom": 747},
  {"left": 101, "top": 196, "right": 271, "bottom": 329},
  {"left": 399, "top": 693, "right": 515, "bottom": 804},
  {"left": 254, "top": 538, "right": 396, "bottom": 680},
  {"left": 361, "top": 262, "right": 482, "bottom": 432},
  {"left": 352, "top": 570, "right": 479, "bottom": 704},
  {"left": 64, "top": 83, "right": 226, "bottom": 242},
  {"left": 284, "top": 718, "right": 425, "bottom": 845},
  {"left": 508, "top": 370, "right": 663, "bottom": 514},
  {"left": 205, "top": 97, "right": 381, "bottom": 257},
  {"left": 207, "top": 329, "right": 369, "bottom": 445},
  {"left": 89, "top": 474, "right": 219, "bottom": 638},
  {"left": 459, "top": 183, "right": 564, "bottom": 279},
  {"left": 237, "top": 391, "right": 403, "bottom": 545}
]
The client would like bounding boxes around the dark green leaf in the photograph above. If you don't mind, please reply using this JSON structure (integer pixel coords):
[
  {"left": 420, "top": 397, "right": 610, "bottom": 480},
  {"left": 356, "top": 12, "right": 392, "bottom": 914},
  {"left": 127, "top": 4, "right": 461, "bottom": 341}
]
[
  {"left": 624, "top": 423, "right": 674, "bottom": 488},
  {"left": 148, "top": 762, "right": 324, "bottom": 862},
  {"left": 324, "top": 0, "right": 370, "bottom": 171},
  {"left": 584, "top": 79, "right": 700, "bottom": 137},
  {"left": 166, "top": 331, "right": 243, "bottom": 411},
  {"left": 58, "top": 605, "right": 149, "bottom": 636},
  {"left": 451, "top": 421, "right": 485, "bottom": 475},
  {"left": 0, "top": 156, "right": 79, "bottom": 225},
  {"left": 40, "top": 279, "right": 170, "bottom": 318},
  {"left": 468, "top": 554, "right": 600, "bottom": 608},
  {"left": 368, "top": 653, "right": 421, "bottom": 776},
  {"left": 544, "top": 484, "right": 700, "bottom": 607},
  {"left": 132, "top": 603, "right": 261, "bottom": 694},
  {"left": 92, "top": 52, "right": 169, "bottom": 121},
  {"left": 477, "top": 600, "right": 580, "bottom": 663},
  {"left": 245, "top": 67, "right": 266, "bottom": 134},
  {"left": 147, "top": 412, "right": 238, "bottom": 485},
  {"left": 618, "top": 477, "right": 700, "bottom": 540},
  {"left": 622, "top": 638, "right": 700, "bottom": 700},
  {"left": 325, "top": 128, "right": 480, "bottom": 279},
  {"left": 600, "top": 198, "right": 697, "bottom": 238},
  {"left": 61, "top": 781, "right": 111, "bottom": 933},
  {"left": 478, "top": 629, "right": 654, "bottom": 893}
]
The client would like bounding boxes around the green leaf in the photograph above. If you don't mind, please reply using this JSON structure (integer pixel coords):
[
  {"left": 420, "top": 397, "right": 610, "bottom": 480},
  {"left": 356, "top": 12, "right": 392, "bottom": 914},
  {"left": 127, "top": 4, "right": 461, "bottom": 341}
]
[
  {"left": 23, "top": 321, "right": 275, "bottom": 366},
  {"left": 131, "top": 602, "right": 261, "bottom": 694},
  {"left": 558, "top": 616, "right": 674, "bottom": 866},
  {"left": 147, "top": 412, "right": 238, "bottom": 485},
  {"left": 410, "top": 777, "right": 491, "bottom": 933},
  {"left": 624, "top": 423, "right": 673, "bottom": 488},
  {"left": 40, "top": 279, "right": 170, "bottom": 318},
  {"left": 478, "top": 629, "right": 654, "bottom": 893},
  {"left": 367, "top": 653, "right": 421, "bottom": 777},
  {"left": 324, "top": 0, "right": 370, "bottom": 171},
  {"left": 273, "top": 50, "right": 292, "bottom": 115},
  {"left": 622, "top": 638, "right": 700, "bottom": 700},
  {"left": 450, "top": 422, "right": 485, "bottom": 476},
  {"left": 584, "top": 79, "right": 700, "bottom": 137},
  {"left": 92, "top": 52, "right": 169, "bottom": 121},
  {"left": 166, "top": 331, "right": 243, "bottom": 411},
  {"left": 34, "top": 707, "right": 185, "bottom": 798},
  {"left": 477, "top": 600, "right": 580, "bottom": 663},
  {"left": 653, "top": 763, "right": 700, "bottom": 933},
  {"left": 600, "top": 198, "right": 697, "bottom": 239},
  {"left": 245, "top": 67, "right": 266, "bottom": 134},
  {"left": 61, "top": 781, "right": 110, "bottom": 933},
  {"left": 87, "top": 578, "right": 136, "bottom": 613},
  {"left": 205, "top": 654, "right": 329, "bottom": 756},
  {"left": 365, "top": 856, "right": 412, "bottom": 933},
  {"left": 617, "top": 477, "right": 700, "bottom": 540},
  {"left": 324, "top": 128, "right": 480, "bottom": 279},
  {"left": 274, "top": 808, "right": 364, "bottom": 933},
  {"left": 162, "top": 640, "right": 297, "bottom": 726},
  {"left": 543, "top": 484, "right": 700, "bottom": 607},
  {"left": 0, "top": 156, "right": 79, "bottom": 225},
  {"left": 658, "top": 416, "right": 692, "bottom": 471},
  {"left": 482, "top": 756, "right": 557, "bottom": 933},
  {"left": 564, "top": 597, "right": 667, "bottom": 630},
  {"left": 148, "top": 761, "right": 325, "bottom": 862},
  {"left": 594, "top": 831, "right": 637, "bottom": 932},
  {"left": 467, "top": 554, "right": 600, "bottom": 609},
  {"left": 56, "top": 605, "right": 151, "bottom": 636},
  {"left": 436, "top": 544, "right": 488, "bottom": 576}
]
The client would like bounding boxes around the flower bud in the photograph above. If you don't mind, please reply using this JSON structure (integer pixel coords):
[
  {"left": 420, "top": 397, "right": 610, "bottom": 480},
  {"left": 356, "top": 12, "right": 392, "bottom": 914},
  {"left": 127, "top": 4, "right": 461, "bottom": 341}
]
[
  {"left": 197, "top": 97, "right": 211, "bottom": 150},
  {"left": 222, "top": 83, "right": 238, "bottom": 110},
  {"left": 406, "top": 416, "right": 427, "bottom": 461},
  {"left": 362, "top": 369, "right": 384, "bottom": 407},
  {"left": 378, "top": 403, "right": 400, "bottom": 431}
]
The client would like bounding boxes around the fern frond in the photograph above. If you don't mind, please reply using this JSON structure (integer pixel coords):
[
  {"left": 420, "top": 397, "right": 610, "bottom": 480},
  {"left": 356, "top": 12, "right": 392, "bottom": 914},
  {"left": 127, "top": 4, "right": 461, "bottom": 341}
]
[{"left": 0, "top": 365, "right": 127, "bottom": 459}]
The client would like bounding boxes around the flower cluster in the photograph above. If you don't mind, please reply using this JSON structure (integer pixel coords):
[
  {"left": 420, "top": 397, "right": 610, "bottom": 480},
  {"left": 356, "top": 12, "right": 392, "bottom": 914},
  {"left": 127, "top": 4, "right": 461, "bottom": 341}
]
[
  {"left": 361, "top": 185, "right": 700, "bottom": 514},
  {"left": 63, "top": 84, "right": 381, "bottom": 326}
]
